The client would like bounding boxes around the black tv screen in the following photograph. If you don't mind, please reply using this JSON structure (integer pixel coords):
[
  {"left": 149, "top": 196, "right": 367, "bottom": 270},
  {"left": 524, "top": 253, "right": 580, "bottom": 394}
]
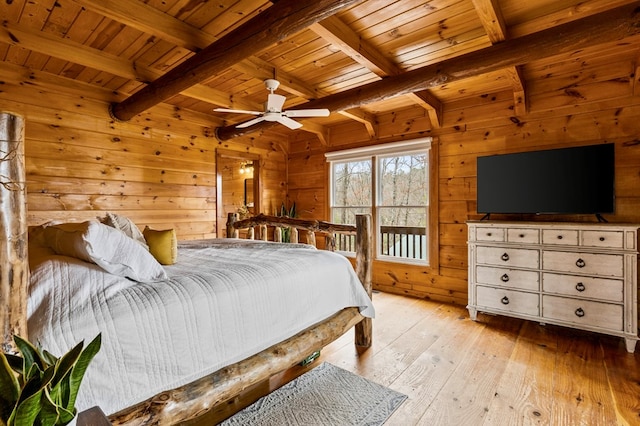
[{"left": 477, "top": 144, "right": 615, "bottom": 215}]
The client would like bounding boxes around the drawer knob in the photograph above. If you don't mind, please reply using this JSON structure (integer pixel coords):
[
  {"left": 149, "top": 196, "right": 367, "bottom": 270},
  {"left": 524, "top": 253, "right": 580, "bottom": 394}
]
[
  {"left": 557, "top": 235, "right": 563, "bottom": 240},
  {"left": 599, "top": 236, "right": 605, "bottom": 241},
  {"left": 575, "top": 282, "right": 586, "bottom": 292},
  {"left": 575, "top": 258, "right": 586, "bottom": 268},
  {"left": 501, "top": 253, "right": 510, "bottom": 261},
  {"left": 487, "top": 232, "right": 492, "bottom": 237},
  {"left": 501, "top": 296, "right": 510, "bottom": 305},
  {"left": 519, "top": 234, "right": 525, "bottom": 238},
  {"left": 575, "top": 308, "right": 585, "bottom": 318},
  {"left": 501, "top": 274, "right": 510, "bottom": 282}
]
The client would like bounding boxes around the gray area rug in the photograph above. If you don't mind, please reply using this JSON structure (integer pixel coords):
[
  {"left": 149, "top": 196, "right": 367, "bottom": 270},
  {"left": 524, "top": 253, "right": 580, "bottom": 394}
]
[{"left": 220, "top": 362, "right": 407, "bottom": 425}]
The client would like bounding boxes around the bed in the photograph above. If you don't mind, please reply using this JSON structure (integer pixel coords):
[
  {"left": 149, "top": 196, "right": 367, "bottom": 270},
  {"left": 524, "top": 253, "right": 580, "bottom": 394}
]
[{"left": 23, "top": 212, "right": 374, "bottom": 425}]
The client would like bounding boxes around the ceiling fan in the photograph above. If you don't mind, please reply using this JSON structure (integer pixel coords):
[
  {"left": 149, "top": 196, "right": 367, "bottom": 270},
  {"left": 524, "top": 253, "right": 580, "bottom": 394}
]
[{"left": 214, "top": 79, "right": 330, "bottom": 130}]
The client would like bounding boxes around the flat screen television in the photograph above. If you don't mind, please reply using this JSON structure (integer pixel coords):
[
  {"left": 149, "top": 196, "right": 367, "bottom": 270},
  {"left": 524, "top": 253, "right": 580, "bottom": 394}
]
[{"left": 477, "top": 143, "right": 615, "bottom": 216}]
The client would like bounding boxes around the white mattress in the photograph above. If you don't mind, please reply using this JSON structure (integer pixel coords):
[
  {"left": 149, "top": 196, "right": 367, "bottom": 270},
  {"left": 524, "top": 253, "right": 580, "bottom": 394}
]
[{"left": 27, "top": 239, "right": 374, "bottom": 415}]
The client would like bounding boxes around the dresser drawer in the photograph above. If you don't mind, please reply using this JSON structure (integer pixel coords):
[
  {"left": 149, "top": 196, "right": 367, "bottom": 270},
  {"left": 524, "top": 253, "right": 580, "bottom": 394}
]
[
  {"left": 542, "top": 295, "right": 623, "bottom": 331},
  {"left": 475, "top": 227, "right": 505, "bottom": 242},
  {"left": 542, "top": 229, "right": 579, "bottom": 245},
  {"left": 507, "top": 228, "right": 540, "bottom": 244},
  {"left": 477, "top": 286, "right": 539, "bottom": 316},
  {"left": 542, "top": 251, "right": 623, "bottom": 277},
  {"left": 542, "top": 273, "right": 623, "bottom": 303},
  {"left": 476, "top": 246, "right": 539, "bottom": 269},
  {"left": 476, "top": 266, "right": 540, "bottom": 291},
  {"left": 581, "top": 230, "right": 624, "bottom": 249}
]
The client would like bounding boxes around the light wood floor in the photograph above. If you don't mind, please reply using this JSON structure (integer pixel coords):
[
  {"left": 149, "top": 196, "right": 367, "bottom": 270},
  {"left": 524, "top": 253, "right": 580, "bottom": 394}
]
[{"left": 210, "top": 291, "right": 640, "bottom": 425}]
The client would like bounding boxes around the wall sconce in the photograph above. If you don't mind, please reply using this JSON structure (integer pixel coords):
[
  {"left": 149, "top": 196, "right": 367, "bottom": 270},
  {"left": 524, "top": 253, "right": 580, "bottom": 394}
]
[{"left": 239, "top": 161, "right": 254, "bottom": 175}]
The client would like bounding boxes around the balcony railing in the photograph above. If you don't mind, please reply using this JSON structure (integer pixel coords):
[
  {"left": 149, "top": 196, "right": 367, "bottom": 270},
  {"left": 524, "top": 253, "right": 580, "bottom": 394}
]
[{"left": 335, "top": 225, "right": 427, "bottom": 260}]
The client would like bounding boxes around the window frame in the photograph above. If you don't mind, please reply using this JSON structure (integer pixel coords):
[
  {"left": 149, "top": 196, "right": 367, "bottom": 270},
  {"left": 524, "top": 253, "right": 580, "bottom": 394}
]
[{"left": 326, "top": 138, "right": 438, "bottom": 269}]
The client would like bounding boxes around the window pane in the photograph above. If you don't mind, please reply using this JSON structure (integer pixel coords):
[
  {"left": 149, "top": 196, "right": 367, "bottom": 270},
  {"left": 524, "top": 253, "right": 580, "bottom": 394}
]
[
  {"left": 378, "top": 207, "right": 428, "bottom": 260},
  {"left": 332, "top": 160, "right": 372, "bottom": 208},
  {"left": 331, "top": 207, "right": 372, "bottom": 225},
  {"left": 378, "top": 154, "right": 427, "bottom": 206}
]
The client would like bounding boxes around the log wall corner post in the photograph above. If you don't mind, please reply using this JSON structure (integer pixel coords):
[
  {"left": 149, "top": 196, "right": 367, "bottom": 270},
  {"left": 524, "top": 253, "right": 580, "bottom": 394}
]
[
  {"left": 0, "top": 112, "right": 28, "bottom": 353},
  {"left": 354, "top": 213, "right": 372, "bottom": 348}
]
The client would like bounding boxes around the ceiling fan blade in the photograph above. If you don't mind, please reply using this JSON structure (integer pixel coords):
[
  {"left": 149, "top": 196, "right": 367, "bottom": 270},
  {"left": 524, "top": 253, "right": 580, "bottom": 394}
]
[
  {"left": 214, "top": 108, "right": 261, "bottom": 115},
  {"left": 266, "top": 94, "right": 286, "bottom": 112},
  {"left": 283, "top": 109, "right": 330, "bottom": 118},
  {"left": 277, "top": 116, "right": 303, "bottom": 130},
  {"left": 236, "top": 116, "right": 267, "bottom": 128}
]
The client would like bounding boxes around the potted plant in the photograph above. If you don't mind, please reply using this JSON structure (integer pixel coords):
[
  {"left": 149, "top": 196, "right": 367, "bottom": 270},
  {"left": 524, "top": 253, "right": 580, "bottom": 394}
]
[
  {"left": 276, "top": 201, "right": 296, "bottom": 242},
  {"left": 0, "top": 333, "right": 101, "bottom": 426}
]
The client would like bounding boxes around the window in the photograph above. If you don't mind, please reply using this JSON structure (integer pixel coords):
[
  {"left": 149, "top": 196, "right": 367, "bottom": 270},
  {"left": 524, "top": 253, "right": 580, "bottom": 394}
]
[{"left": 327, "top": 138, "right": 432, "bottom": 264}]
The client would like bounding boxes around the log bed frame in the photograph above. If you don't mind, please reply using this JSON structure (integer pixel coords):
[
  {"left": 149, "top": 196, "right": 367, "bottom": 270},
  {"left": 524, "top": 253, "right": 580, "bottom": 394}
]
[
  {"left": 108, "top": 213, "right": 373, "bottom": 425},
  {"left": 0, "top": 112, "right": 372, "bottom": 424}
]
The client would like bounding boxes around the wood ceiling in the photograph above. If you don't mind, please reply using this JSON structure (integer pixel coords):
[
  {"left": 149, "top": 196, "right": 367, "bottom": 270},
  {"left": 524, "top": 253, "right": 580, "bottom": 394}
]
[{"left": 1, "top": 0, "right": 640, "bottom": 142}]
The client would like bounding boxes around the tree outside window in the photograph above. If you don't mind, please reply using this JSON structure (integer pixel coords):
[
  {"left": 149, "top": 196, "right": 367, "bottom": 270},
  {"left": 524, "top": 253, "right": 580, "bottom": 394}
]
[{"left": 328, "top": 139, "right": 430, "bottom": 264}]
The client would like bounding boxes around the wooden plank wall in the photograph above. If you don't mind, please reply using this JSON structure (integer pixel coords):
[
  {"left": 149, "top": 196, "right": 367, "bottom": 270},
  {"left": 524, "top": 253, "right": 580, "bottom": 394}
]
[
  {"left": 288, "top": 55, "right": 640, "bottom": 306},
  {"left": 0, "top": 62, "right": 287, "bottom": 240}
]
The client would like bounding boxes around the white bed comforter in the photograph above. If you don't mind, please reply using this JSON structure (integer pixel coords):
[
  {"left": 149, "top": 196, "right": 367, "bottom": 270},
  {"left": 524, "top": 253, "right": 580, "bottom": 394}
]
[{"left": 27, "top": 239, "right": 374, "bottom": 415}]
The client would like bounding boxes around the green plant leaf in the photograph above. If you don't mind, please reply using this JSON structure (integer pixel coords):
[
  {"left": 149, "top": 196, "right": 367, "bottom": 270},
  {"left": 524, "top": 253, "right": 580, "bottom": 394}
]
[
  {"left": 8, "top": 375, "right": 43, "bottom": 426},
  {"left": 50, "top": 341, "right": 83, "bottom": 390},
  {"left": 289, "top": 202, "right": 296, "bottom": 218},
  {"left": 65, "top": 334, "right": 101, "bottom": 410},
  {"left": 39, "top": 388, "right": 75, "bottom": 426},
  {"left": 0, "top": 353, "right": 19, "bottom": 402},
  {"left": 13, "top": 336, "right": 44, "bottom": 381},
  {"left": 4, "top": 355, "right": 23, "bottom": 376},
  {"left": 38, "top": 389, "right": 61, "bottom": 426},
  {"left": 0, "top": 353, "right": 19, "bottom": 423},
  {"left": 41, "top": 350, "right": 59, "bottom": 367}
]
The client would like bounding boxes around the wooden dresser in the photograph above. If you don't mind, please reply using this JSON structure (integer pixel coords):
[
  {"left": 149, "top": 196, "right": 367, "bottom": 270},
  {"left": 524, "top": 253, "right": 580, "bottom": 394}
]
[{"left": 467, "top": 221, "right": 639, "bottom": 352}]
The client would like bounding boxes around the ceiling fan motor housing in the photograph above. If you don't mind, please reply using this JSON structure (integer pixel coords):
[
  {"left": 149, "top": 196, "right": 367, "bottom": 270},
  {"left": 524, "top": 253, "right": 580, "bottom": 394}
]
[{"left": 264, "top": 79, "right": 280, "bottom": 92}]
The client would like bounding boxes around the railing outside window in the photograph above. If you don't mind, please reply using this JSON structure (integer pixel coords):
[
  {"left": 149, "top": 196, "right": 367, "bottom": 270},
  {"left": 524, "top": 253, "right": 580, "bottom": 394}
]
[
  {"left": 380, "top": 225, "right": 427, "bottom": 260},
  {"left": 335, "top": 225, "right": 426, "bottom": 261}
]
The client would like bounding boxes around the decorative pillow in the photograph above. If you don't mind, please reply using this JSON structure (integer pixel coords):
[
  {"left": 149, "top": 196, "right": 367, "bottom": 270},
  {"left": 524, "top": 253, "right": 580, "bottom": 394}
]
[
  {"left": 143, "top": 226, "right": 178, "bottom": 265},
  {"left": 43, "top": 220, "right": 167, "bottom": 282},
  {"left": 100, "top": 212, "right": 149, "bottom": 250}
]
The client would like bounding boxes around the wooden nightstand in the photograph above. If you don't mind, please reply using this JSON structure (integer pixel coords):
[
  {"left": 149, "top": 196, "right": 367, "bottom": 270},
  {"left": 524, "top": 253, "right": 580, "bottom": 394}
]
[{"left": 77, "top": 406, "right": 111, "bottom": 425}]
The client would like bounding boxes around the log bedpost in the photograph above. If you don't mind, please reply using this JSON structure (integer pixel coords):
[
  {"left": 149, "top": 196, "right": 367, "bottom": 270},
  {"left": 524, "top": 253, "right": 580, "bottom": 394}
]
[
  {"left": 0, "top": 112, "right": 28, "bottom": 353},
  {"left": 354, "top": 214, "right": 372, "bottom": 347}
]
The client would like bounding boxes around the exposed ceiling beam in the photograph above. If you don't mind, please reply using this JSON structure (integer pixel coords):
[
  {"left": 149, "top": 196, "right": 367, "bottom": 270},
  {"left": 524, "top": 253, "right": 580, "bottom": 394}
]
[
  {"left": 312, "top": 14, "right": 442, "bottom": 129},
  {"left": 71, "top": 0, "right": 321, "bottom": 101},
  {"left": 110, "top": 0, "right": 363, "bottom": 122},
  {"left": 504, "top": 66, "right": 527, "bottom": 116},
  {"left": 0, "top": 21, "right": 261, "bottom": 112},
  {"left": 312, "top": 15, "right": 399, "bottom": 77},
  {"left": 71, "top": 0, "right": 330, "bottom": 141},
  {"left": 472, "top": 0, "right": 527, "bottom": 115},
  {"left": 509, "top": 0, "right": 637, "bottom": 38},
  {"left": 69, "top": 0, "right": 212, "bottom": 52},
  {"left": 471, "top": 0, "right": 508, "bottom": 43},
  {"left": 296, "top": 121, "right": 329, "bottom": 146},
  {"left": 215, "top": 2, "right": 640, "bottom": 140},
  {"left": 412, "top": 91, "right": 442, "bottom": 129},
  {"left": 339, "top": 109, "right": 377, "bottom": 138}
]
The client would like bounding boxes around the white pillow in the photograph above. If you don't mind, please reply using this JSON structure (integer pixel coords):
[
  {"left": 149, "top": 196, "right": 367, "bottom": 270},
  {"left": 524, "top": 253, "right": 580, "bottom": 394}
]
[
  {"left": 44, "top": 220, "right": 167, "bottom": 283},
  {"left": 100, "top": 212, "right": 149, "bottom": 250}
]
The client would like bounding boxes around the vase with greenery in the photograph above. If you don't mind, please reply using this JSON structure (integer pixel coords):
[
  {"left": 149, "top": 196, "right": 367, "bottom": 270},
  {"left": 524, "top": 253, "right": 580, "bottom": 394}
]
[{"left": 0, "top": 333, "right": 101, "bottom": 426}]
